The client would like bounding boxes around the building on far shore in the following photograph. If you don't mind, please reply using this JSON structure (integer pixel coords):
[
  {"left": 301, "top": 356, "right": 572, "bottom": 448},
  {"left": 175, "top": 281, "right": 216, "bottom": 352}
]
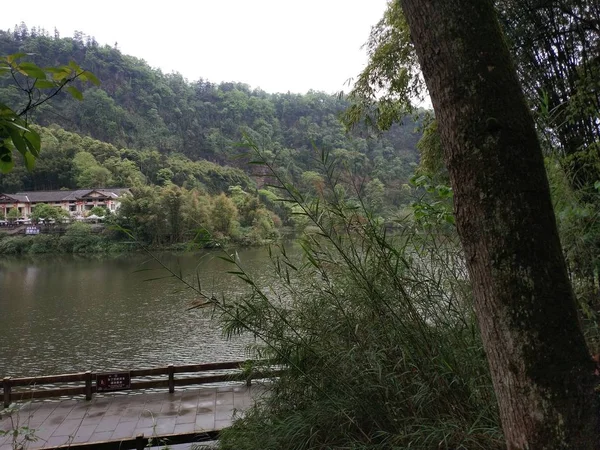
[{"left": 0, "top": 188, "right": 130, "bottom": 221}]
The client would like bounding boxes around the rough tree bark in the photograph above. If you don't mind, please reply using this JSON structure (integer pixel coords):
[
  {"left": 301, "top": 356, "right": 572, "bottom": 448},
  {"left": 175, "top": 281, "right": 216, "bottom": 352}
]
[{"left": 400, "top": 0, "right": 599, "bottom": 448}]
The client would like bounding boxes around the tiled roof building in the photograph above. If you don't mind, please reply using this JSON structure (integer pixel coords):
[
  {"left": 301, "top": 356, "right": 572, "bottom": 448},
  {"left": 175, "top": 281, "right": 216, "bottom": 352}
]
[{"left": 0, "top": 188, "right": 130, "bottom": 220}]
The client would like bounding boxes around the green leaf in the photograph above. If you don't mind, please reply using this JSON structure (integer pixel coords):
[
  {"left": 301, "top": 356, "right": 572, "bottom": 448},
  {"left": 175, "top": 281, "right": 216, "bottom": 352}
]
[
  {"left": 34, "top": 79, "right": 58, "bottom": 89},
  {"left": 0, "top": 146, "right": 14, "bottom": 173},
  {"left": 24, "top": 129, "right": 41, "bottom": 157},
  {"left": 45, "top": 66, "right": 69, "bottom": 74},
  {"left": 81, "top": 70, "right": 100, "bottom": 85},
  {"left": 7, "top": 127, "right": 27, "bottom": 155},
  {"left": 6, "top": 53, "right": 26, "bottom": 64},
  {"left": 3, "top": 120, "right": 30, "bottom": 133},
  {"left": 50, "top": 68, "right": 71, "bottom": 81},
  {"left": 217, "top": 255, "right": 236, "bottom": 264},
  {"left": 23, "top": 151, "right": 35, "bottom": 171},
  {"left": 66, "top": 86, "right": 83, "bottom": 101},
  {"left": 68, "top": 60, "right": 82, "bottom": 72},
  {"left": 0, "top": 109, "right": 16, "bottom": 119},
  {"left": 16, "top": 62, "right": 47, "bottom": 79}
]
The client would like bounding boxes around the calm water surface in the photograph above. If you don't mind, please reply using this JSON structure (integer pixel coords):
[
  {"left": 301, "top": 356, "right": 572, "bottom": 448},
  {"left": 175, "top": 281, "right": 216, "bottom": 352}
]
[{"left": 0, "top": 247, "right": 291, "bottom": 377}]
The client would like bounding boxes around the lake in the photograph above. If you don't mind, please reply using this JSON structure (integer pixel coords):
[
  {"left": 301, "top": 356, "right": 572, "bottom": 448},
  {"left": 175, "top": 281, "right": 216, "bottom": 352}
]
[{"left": 0, "top": 246, "right": 293, "bottom": 377}]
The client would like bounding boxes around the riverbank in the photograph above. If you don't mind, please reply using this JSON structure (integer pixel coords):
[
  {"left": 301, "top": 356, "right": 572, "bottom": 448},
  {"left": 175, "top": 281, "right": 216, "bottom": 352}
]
[{"left": 0, "top": 222, "right": 286, "bottom": 255}]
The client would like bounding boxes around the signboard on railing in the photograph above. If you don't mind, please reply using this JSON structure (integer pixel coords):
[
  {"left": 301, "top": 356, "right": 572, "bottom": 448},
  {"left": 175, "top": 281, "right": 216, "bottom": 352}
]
[
  {"left": 96, "top": 372, "right": 131, "bottom": 392},
  {"left": 25, "top": 226, "right": 40, "bottom": 235}
]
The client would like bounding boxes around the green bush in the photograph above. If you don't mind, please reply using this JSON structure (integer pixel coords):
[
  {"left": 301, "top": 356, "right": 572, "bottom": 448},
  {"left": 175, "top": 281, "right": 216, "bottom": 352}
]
[
  {"left": 218, "top": 228, "right": 501, "bottom": 449},
  {"left": 28, "top": 235, "right": 62, "bottom": 254},
  {"left": 60, "top": 222, "right": 102, "bottom": 253},
  {"left": 213, "top": 143, "right": 503, "bottom": 450},
  {"left": 0, "top": 236, "right": 31, "bottom": 254}
]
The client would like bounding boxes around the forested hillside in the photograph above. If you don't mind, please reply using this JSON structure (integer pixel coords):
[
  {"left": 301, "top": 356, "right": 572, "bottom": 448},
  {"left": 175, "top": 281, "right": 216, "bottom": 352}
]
[{"left": 0, "top": 25, "right": 421, "bottom": 210}]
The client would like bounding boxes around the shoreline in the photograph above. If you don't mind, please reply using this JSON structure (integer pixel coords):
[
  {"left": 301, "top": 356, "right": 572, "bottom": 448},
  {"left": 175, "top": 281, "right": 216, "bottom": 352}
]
[{"left": 0, "top": 230, "right": 283, "bottom": 255}]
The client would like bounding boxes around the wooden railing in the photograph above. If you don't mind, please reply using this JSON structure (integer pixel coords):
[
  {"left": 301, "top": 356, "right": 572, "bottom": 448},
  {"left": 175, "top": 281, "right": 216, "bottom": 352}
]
[{"left": 2, "top": 360, "right": 276, "bottom": 407}]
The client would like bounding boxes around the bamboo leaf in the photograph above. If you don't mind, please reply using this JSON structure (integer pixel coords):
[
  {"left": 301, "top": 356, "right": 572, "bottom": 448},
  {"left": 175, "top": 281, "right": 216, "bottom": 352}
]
[
  {"left": 142, "top": 275, "right": 175, "bottom": 282},
  {"left": 218, "top": 255, "right": 236, "bottom": 264}
]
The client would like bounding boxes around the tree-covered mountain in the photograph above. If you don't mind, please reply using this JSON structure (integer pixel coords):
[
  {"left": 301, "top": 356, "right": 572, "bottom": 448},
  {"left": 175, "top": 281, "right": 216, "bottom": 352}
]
[{"left": 0, "top": 25, "right": 421, "bottom": 210}]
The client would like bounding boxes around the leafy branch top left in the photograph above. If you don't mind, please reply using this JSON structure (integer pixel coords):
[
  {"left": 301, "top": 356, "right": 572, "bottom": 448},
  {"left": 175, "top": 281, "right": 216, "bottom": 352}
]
[{"left": 0, "top": 53, "right": 99, "bottom": 173}]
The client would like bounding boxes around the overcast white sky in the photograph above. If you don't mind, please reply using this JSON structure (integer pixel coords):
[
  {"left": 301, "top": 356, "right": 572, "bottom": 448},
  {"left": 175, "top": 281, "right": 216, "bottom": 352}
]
[{"left": 2, "top": 1, "right": 389, "bottom": 94}]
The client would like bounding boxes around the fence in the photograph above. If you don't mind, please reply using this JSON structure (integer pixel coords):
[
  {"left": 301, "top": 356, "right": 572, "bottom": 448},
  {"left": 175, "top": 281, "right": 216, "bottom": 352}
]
[{"left": 2, "top": 360, "right": 275, "bottom": 408}]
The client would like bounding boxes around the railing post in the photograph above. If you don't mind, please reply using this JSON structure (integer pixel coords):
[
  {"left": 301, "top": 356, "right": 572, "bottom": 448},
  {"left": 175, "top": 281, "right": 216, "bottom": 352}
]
[
  {"left": 135, "top": 433, "right": 145, "bottom": 450},
  {"left": 84, "top": 371, "right": 92, "bottom": 401},
  {"left": 245, "top": 362, "right": 253, "bottom": 387},
  {"left": 3, "top": 377, "right": 12, "bottom": 408},
  {"left": 168, "top": 364, "right": 175, "bottom": 394}
]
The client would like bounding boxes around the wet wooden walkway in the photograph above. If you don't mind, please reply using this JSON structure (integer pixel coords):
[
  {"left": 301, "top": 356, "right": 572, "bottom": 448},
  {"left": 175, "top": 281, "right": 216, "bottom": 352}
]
[{"left": 0, "top": 385, "right": 264, "bottom": 449}]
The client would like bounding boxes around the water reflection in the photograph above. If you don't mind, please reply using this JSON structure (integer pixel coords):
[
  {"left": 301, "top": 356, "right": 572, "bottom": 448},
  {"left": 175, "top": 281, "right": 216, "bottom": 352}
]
[{"left": 0, "top": 247, "right": 292, "bottom": 377}]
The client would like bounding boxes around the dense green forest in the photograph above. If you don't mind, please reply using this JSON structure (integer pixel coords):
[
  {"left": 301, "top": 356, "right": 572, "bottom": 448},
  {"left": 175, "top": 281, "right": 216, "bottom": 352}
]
[{"left": 0, "top": 25, "right": 421, "bottom": 214}]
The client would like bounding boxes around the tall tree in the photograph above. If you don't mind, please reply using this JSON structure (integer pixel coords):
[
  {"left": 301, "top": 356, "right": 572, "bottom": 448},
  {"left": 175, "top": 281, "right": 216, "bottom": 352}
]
[{"left": 400, "top": 0, "right": 599, "bottom": 448}]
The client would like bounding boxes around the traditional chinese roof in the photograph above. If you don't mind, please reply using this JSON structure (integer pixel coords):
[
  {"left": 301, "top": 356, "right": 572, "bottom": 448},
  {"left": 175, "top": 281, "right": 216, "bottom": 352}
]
[
  {"left": 0, "top": 193, "right": 28, "bottom": 203},
  {"left": 0, "top": 188, "right": 130, "bottom": 203}
]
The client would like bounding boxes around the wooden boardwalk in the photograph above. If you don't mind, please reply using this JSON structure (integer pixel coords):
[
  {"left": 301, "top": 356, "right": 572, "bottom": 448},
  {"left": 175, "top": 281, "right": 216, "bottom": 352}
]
[{"left": 0, "top": 385, "right": 264, "bottom": 449}]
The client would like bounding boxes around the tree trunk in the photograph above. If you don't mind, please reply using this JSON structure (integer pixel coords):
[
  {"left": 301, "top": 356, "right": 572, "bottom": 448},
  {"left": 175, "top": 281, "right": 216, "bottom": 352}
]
[{"left": 400, "top": 0, "right": 599, "bottom": 448}]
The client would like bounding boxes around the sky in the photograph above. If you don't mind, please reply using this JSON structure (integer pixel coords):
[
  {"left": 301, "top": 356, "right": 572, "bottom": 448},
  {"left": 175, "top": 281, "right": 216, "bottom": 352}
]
[{"left": 3, "top": 0, "right": 390, "bottom": 95}]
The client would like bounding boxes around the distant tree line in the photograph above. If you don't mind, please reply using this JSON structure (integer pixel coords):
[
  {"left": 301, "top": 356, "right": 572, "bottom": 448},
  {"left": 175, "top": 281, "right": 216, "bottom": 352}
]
[{"left": 0, "top": 27, "right": 423, "bottom": 215}]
